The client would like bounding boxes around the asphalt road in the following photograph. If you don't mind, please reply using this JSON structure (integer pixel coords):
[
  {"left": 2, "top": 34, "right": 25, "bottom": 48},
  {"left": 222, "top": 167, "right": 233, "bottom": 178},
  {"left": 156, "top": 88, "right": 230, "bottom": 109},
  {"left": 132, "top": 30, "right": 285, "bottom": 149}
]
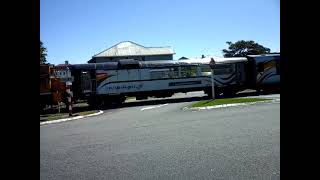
[{"left": 40, "top": 92, "right": 280, "bottom": 180}]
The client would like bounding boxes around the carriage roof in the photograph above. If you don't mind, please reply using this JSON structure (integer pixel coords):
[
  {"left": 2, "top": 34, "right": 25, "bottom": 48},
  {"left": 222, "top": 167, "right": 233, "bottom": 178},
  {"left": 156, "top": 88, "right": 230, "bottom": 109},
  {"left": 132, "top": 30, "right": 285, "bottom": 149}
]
[
  {"left": 178, "top": 57, "right": 248, "bottom": 65},
  {"left": 70, "top": 56, "right": 248, "bottom": 70},
  {"left": 246, "top": 54, "right": 280, "bottom": 63},
  {"left": 70, "top": 62, "right": 119, "bottom": 70}
]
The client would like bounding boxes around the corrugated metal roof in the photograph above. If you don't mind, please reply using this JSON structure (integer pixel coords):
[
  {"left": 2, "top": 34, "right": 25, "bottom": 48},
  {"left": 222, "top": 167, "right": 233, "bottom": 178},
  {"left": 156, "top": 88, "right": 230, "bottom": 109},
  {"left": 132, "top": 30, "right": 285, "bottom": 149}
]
[{"left": 93, "top": 41, "right": 175, "bottom": 57}]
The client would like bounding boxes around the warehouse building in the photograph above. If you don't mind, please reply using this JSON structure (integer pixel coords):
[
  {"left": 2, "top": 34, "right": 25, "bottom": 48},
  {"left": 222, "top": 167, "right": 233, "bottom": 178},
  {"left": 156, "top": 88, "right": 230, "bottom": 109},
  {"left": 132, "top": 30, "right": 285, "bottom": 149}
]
[{"left": 88, "top": 41, "right": 175, "bottom": 63}]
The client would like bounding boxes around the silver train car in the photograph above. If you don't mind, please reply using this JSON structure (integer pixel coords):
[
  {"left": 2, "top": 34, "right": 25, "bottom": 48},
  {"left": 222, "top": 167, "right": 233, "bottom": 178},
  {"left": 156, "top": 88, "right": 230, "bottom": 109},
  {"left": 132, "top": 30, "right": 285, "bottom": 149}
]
[
  {"left": 69, "top": 54, "right": 280, "bottom": 106},
  {"left": 246, "top": 54, "right": 280, "bottom": 92}
]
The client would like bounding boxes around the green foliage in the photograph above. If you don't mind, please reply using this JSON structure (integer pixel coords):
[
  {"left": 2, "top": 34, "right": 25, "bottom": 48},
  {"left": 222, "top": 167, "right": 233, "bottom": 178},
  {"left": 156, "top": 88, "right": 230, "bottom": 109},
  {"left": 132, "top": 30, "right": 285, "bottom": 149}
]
[
  {"left": 222, "top": 40, "right": 271, "bottom": 57},
  {"left": 191, "top": 98, "right": 271, "bottom": 107},
  {"left": 40, "top": 41, "right": 47, "bottom": 64}
]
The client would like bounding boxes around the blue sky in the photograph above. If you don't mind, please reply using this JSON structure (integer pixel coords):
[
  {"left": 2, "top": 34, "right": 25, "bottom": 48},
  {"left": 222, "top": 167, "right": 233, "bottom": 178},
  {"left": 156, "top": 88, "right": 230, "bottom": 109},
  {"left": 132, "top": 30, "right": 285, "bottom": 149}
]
[{"left": 40, "top": 0, "right": 280, "bottom": 65}]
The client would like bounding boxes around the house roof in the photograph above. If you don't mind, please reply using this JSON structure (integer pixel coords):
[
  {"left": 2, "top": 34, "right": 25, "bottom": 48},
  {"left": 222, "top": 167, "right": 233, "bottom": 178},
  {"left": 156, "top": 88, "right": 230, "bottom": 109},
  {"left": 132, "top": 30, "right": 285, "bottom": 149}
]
[
  {"left": 93, "top": 41, "right": 175, "bottom": 57},
  {"left": 179, "top": 56, "right": 189, "bottom": 60}
]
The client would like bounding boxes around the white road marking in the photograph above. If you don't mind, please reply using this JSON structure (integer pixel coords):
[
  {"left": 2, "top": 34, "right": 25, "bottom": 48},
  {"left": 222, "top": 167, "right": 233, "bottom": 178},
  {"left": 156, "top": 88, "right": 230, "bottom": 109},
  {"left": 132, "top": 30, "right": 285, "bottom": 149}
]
[
  {"left": 140, "top": 104, "right": 169, "bottom": 111},
  {"left": 40, "top": 110, "right": 104, "bottom": 126}
]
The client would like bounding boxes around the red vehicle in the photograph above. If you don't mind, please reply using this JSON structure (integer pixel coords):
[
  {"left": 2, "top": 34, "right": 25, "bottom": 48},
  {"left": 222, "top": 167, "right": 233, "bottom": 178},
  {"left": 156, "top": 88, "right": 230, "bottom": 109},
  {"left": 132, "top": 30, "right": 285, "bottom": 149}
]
[{"left": 40, "top": 64, "right": 70, "bottom": 110}]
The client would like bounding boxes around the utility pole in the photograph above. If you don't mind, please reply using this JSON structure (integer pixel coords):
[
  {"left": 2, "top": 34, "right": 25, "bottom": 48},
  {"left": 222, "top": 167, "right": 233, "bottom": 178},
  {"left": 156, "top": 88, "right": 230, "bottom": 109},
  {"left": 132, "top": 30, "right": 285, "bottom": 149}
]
[{"left": 209, "top": 58, "right": 216, "bottom": 100}]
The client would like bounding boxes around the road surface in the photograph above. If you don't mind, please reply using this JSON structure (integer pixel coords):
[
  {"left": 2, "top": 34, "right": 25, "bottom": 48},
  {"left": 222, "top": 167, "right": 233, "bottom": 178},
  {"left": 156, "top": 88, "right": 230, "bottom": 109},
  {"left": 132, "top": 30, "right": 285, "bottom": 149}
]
[{"left": 41, "top": 92, "right": 280, "bottom": 180}]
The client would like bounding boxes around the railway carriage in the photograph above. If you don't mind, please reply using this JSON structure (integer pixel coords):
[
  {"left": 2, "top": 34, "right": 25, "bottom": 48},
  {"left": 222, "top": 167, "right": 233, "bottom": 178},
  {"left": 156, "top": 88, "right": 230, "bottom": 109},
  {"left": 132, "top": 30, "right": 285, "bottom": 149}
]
[
  {"left": 245, "top": 54, "right": 280, "bottom": 92},
  {"left": 70, "top": 57, "right": 250, "bottom": 106},
  {"left": 41, "top": 54, "right": 280, "bottom": 108}
]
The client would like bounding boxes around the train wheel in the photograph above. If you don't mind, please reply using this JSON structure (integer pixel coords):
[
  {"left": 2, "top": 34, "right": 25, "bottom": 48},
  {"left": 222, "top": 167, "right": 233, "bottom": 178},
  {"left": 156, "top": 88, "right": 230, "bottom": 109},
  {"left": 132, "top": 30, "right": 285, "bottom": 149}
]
[
  {"left": 113, "top": 96, "right": 126, "bottom": 105},
  {"left": 205, "top": 88, "right": 220, "bottom": 98},
  {"left": 88, "top": 96, "right": 102, "bottom": 108},
  {"left": 215, "top": 91, "right": 221, "bottom": 98},
  {"left": 136, "top": 95, "right": 148, "bottom": 100},
  {"left": 223, "top": 89, "right": 236, "bottom": 97},
  {"left": 166, "top": 93, "right": 174, "bottom": 97},
  {"left": 256, "top": 88, "right": 261, "bottom": 95},
  {"left": 40, "top": 104, "right": 46, "bottom": 112},
  {"left": 206, "top": 90, "right": 212, "bottom": 97}
]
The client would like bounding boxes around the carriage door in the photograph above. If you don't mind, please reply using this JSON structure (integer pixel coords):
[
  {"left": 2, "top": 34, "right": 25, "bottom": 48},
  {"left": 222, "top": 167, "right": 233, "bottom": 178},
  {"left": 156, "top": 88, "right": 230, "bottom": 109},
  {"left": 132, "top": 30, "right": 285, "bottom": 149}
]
[
  {"left": 127, "top": 69, "right": 140, "bottom": 81},
  {"left": 81, "top": 71, "right": 92, "bottom": 94},
  {"left": 236, "top": 62, "right": 246, "bottom": 85},
  {"left": 90, "top": 70, "right": 97, "bottom": 93},
  {"left": 118, "top": 59, "right": 141, "bottom": 81}
]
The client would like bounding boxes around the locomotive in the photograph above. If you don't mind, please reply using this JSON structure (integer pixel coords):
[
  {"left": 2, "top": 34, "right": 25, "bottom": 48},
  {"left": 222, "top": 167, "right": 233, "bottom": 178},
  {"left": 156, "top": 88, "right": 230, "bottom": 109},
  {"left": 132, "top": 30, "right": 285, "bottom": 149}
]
[{"left": 67, "top": 54, "right": 280, "bottom": 107}]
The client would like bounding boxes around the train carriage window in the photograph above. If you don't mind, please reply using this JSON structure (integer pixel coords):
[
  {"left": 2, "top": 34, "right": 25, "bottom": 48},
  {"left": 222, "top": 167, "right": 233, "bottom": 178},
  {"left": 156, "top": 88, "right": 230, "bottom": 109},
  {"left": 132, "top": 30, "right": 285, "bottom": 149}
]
[
  {"left": 276, "top": 61, "right": 280, "bottom": 74},
  {"left": 190, "top": 66, "right": 197, "bottom": 77},
  {"left": 200, "top": 65, "right": 212, "bottom": 76},
  {"left": 150, "top": 68, "right": 171, "bottom": 79},
  {"left": 169, "top": 67, "right": 179, "bottom": 78},
  {"left": 214, "top": 64, "right": 234, "bottom": 75},
  {"left": 181, "top": 66, "right": 197, "bottom": 77},
  {"left": 257, "top": 62, "right": 264, "bottom": 72}
]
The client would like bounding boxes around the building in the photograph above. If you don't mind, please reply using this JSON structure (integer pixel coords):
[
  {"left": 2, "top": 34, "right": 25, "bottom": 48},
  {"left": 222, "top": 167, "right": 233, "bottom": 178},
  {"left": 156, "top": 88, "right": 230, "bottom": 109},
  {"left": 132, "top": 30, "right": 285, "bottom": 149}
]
[
  {"left": 88, "top": 41, "right": 175, "bottom": 63},
  {"left": 179, "top": 56, "right": 189, "bottom": 60}
]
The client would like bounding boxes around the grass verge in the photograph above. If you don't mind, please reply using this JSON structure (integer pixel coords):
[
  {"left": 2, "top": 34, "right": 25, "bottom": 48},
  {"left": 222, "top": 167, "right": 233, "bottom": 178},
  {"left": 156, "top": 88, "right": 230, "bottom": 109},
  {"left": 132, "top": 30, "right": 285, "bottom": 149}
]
[
  {"left": 190, "top": 97, "right": 272, "bottom": 108},
  {"left": 126, "top": 96, "right": 136, "bottom": 100}
]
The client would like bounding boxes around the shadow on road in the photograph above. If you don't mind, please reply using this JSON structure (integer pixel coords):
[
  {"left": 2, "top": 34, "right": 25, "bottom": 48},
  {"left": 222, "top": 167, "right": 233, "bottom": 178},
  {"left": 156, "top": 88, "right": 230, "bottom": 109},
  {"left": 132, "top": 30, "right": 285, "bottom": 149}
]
[
  {"left": 94, "top": 89, "right": 280, "bottom": 111},
  {"left": 41, "top": 90, "right": 280, "bottom": 114}
]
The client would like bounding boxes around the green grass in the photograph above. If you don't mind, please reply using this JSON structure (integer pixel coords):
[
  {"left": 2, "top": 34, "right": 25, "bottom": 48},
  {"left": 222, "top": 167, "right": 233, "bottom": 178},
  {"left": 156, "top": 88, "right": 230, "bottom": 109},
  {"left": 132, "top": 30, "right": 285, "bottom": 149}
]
[
  {"left": 126, "top": 96, "right": 136, "bottom": 100},
  {"left": 73, "top": 102, "right": 89, "bottom": 107},
  {"left": 40, "top": 110, "right": 99, "bottom": 121},
  {"left": 190, "top": 97, "right": 272, "bottom": 108}
]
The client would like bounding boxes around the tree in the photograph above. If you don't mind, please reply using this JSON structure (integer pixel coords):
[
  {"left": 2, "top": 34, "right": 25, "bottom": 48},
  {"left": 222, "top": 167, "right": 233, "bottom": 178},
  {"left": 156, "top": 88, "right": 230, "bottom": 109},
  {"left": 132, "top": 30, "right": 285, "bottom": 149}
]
[
  {"left": 222, "top": 40, "right": 271, "bottom": 57},
  {"left": 40, "top": 40, "right": 47, "bottom": 64}
]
